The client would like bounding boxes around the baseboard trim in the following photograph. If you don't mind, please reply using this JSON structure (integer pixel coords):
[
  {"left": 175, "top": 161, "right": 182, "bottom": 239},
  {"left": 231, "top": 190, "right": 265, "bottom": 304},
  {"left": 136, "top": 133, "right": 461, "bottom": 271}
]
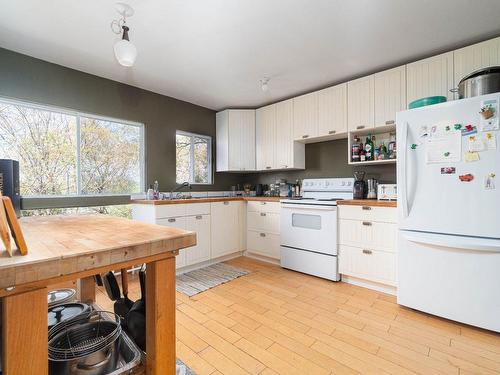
[
  {"left": 341, "top": 275, "right": 397, "bottom": 295},
  {"left": 244, "top": 251, "right": 280, "bottom": 265},
  {"left": 176, "top": 251, "right": 244, "bottom": 274}
]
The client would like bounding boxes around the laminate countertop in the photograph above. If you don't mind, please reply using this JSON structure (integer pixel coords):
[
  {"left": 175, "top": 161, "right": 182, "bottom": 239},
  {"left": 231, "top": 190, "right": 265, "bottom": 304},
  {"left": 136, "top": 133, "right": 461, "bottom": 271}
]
[
  {"left": 337, "top": 199, "right": 397, "bottom": 208},
  {"left": 132, "top": 196, "right": 282, "bottom": 205}
]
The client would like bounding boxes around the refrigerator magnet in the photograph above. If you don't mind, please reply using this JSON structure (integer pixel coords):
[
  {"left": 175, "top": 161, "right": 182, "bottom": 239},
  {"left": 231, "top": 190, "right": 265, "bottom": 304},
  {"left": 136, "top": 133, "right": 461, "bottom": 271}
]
[
  {"left": 419, "top": 126, "right": 429, "bottom": 139},
  {"left": 411, "top": 143, "right": 418, "bottom": 150},
  {"left": 461, "top": 124, "right": 477, "bottom": 136},
  {"left": 468, "top": 136, "right": 486, "bottom": 152},
  {"left": 485, "top": 173, "right": 496, "bottom": 190},
  {"left": 459, "top": 174, "right": 474, "bottom": 182},
  {"left": 479, "top": 99, "right": 499, "bottom": 132},
  {"left": 464, "top": 151, "right": 480, "bottom": 163},
  {"left": 485, "top": 133, "right": 497, "bottom": 150},
  {"left": 454, "top": 124, "right": 462, "bottom": 130},
  {"left": 441, "top": 167, "right": 456, "bottom": 175}
]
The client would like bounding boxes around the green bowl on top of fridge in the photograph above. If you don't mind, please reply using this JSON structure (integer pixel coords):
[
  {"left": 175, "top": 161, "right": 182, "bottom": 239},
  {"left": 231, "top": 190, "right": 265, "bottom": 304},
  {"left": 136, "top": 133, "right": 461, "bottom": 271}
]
[{"left": 409, "top": 96, "right": 447, "bottom": 109}]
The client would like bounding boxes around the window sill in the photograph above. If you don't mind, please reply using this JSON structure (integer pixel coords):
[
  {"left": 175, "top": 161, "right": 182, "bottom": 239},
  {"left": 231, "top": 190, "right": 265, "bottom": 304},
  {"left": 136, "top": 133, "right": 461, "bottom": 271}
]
[{"left": 21, "top": 194, "right": 136, "bottom": 210}]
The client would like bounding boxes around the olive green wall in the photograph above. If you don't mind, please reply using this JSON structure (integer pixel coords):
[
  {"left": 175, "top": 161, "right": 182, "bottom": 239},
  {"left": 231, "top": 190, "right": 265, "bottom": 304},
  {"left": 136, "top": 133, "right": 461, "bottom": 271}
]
[{"left": 0, "top": 47, "right": 244, "bottom": 197}]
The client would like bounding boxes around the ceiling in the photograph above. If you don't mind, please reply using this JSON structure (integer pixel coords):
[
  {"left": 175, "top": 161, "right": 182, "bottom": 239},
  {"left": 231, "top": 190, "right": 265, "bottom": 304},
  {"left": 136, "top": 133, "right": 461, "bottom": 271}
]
[{"left": 1, "top": 1, "right": 500, "bottom": 111}]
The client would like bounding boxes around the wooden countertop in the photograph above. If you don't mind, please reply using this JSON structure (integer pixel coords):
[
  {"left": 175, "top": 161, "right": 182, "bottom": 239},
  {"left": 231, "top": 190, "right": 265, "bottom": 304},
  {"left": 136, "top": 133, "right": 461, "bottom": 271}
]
[
  {"left": 337, "top": 199, "right": 397, "bottom": 208},
  {"left": 0, "top": 214, "right": 196, "bottom": 291},
  {"left": 132, "top": 196, "right": 282, "bottom": 205}
]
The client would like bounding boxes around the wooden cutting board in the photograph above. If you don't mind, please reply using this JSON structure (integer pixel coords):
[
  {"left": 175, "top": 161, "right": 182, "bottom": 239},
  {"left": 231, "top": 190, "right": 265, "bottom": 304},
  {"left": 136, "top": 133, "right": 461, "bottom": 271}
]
[
  {"left": 0, "top": 194, "right": 12, "bottom": 256},
  {"left": 2, "top": 196, "right": 27, "bottom": 255}
]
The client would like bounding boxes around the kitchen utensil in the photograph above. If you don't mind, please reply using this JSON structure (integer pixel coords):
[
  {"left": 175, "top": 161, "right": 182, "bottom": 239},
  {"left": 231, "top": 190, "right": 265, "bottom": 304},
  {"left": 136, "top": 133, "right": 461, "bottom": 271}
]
[
  {"left": 0, "top": 193, "right": 12, "bottom": 256},
  {"left": 49, "top": 311, "right": 121, "bottom": 375},
  {"left": 366, "top": 178, "right": 378, "bottom": 199},
  {"left": 353, "top": 171, "right": 366, "bottom": 199},
  {"left": 377, "top": 184, "right": 397, "bottom": 201},
  {"left": 2, "top": 196, "right": 27, "bottom": 255},
  {"left": 48, "top": 302, "right": 92, "bottom": 332},
  {"left": 48, "top": 288, "right": 76, "bottom": 308},
  {"left": 452, "top": 66, "right": 500, "bottom": 99},
  {"left": 116, "top": 269, "right": 134, "bottom": 318},
  {"left": 126, "top": 265, "right": 146, "bottom": 351},
  {"left": 408, "top": 96, "right": 447, "bottom": 109},
  {"left": 103, "top": 271, "right": 121, "bottom": 301}
]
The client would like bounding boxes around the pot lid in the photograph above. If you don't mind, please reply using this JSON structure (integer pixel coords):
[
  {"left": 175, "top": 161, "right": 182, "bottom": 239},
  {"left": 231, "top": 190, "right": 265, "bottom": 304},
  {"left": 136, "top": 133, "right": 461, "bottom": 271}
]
[
  {"left": 48, "top": 288, "right": 76, "bottom": 307},
  {"left": 460, "top": 66, "right": 500, "bottom": 82},
  {"left": 48, "top": 303, "right": 90, "bottom": 329}
]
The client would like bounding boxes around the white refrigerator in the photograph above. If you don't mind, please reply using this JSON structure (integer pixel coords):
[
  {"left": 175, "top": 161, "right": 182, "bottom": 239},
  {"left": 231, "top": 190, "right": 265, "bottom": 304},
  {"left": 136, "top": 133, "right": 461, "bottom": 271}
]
[{"left": 397, "top": 92, "right": 500, "bottom": 332}]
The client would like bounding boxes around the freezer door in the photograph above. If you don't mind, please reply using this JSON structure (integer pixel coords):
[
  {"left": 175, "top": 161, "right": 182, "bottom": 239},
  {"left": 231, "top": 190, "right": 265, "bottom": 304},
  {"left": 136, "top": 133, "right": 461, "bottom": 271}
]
[
  {"left": 398, "top": 230, "right": 500, "bottom": 332},
  {"left": 397, "top": 93, "right": 500, "bottom": 239}
]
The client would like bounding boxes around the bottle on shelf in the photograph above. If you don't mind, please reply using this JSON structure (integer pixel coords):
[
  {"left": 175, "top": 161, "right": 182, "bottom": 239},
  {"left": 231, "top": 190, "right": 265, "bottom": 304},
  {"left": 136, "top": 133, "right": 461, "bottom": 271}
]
[
  {"left": 351, "top": 135, "right": 362, "bottom": 162},
  {"left": 364, "top": 134, "right": 374, "bottom": 161},
  {"left": 360, "top": 149, "right": 366, "bottom": 162},
  {"left": 388, "top": 132, "right": 396, "bottom": 159}
]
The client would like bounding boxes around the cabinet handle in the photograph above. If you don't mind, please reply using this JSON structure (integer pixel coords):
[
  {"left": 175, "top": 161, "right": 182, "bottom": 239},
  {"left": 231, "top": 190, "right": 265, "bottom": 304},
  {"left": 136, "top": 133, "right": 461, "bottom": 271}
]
[
  {"left": 266, "top": 166, "right": 272, "bottom": 169},
  {"left": 223, "top": 201, "right": 229, "bottom": 205},
  {"left": 282, "top": 165, "right": 288, "bottom": 168},
  {"left": 260, "top": 233, "right": 266, "bottom": 237},
  {"left": 168, "top": 218, "right": 176, "bottom": 223},
  {"left": 385, "top": 120, "right": 395, "bottom": 125},
  {"left": 356, "top": 125, "right": 365, "bottom": 130},
  {"left": 302, "top": 134, "right": 309, "bottom": 139},
  {"left": 260, "top": 212, "right": 266, "bottom": 217},
  {"left": 260, "top": 202, "right": 267, "bottom": 205},
  {"left": 362, "top": 206, "right": 372, "bottom": 211},
  {"left": 328, "top": 130, "right": 336, "bottom": 135},
  {"left": 362, "top": 221, "right": 372, "bottom": 226},
  {"left": 362, "top": 249, "right": 373, "bottom": 255},
  {"left": 195, "top": 215, "right": 202, "bottom": 220}
]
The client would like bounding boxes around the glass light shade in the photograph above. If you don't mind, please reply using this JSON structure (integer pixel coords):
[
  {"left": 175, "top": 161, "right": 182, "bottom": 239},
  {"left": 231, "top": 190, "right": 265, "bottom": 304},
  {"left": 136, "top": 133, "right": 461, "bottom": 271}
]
[{"left": 114, "top": 39, "right": 137, "bottom": 67}]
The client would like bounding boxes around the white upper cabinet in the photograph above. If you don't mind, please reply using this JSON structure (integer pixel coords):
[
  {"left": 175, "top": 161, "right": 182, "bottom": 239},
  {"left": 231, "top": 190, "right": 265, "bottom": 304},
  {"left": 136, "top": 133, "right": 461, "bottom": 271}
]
[
  {"left": 275, "top": 99, "right": 305, "bottom": 170},
  {"left": 216, "top": 109, "right": 255, "bottom": 172},
  {"left": 293, "top": 92, "right": 319, "bottom": 141},
  {"left": 454, "top": 36, "right": 500, "bottom": 87},
  {"left": 406, "top": 52, "right": 454, "bottom": 105},
  {"left": 256, "top": 104, "right": 276, "bottom": 170},
  {"left": 374, "top": 66, "right": 406, "bottom": 127},
  {"left": 318, "top": 83, "right": 348, "bottom": 137},
  {"left": 348, "top": 75, "right": 375, "bottom": 132}
]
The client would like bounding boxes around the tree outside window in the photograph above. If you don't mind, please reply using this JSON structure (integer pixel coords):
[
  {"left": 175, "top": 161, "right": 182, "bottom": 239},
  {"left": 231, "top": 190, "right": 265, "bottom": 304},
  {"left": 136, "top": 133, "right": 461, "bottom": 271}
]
[{"left": 176, "top": 131, "right": 212, "bottom": 184}]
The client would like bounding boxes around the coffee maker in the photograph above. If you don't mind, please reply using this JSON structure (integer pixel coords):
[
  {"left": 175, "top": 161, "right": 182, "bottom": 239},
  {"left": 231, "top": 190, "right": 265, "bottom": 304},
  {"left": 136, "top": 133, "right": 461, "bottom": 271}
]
[{"left": 353, "top": 171, "right": 366, "bottom": 199}]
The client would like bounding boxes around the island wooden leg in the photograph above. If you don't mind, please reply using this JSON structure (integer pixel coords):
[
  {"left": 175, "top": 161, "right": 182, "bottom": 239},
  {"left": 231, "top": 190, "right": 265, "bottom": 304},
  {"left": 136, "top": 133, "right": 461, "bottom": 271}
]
[
  {"left": 79, "top": 275, "right": 96, "bottom": 303},
  {"left": 2, "top": 287, "right": 48, "bottom": 375},
  {"left": 146, "top": 256, "right": 176, "bottom": 375}
]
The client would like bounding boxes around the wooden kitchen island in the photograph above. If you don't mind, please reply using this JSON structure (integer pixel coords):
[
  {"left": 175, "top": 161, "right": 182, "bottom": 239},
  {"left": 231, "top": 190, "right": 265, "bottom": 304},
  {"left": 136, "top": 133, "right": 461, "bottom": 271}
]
[{"left": 0, "top": 214, "right": 196, "bottom": 375}]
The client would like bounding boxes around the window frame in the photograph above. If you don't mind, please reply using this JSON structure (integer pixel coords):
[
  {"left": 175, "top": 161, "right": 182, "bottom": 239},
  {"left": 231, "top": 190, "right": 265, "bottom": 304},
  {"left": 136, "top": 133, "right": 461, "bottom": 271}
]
[
  {"left": 176, "top": 130, "right": 213, "bottom": 185},
  {"left": 0, "top": 96, "right": 146, "bottom": 205}
]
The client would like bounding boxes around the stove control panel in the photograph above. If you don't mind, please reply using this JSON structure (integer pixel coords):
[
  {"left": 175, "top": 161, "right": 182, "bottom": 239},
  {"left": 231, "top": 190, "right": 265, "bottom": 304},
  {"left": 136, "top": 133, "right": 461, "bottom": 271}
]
[{"left": 302, "top": 178, "right": 354, "bottom": 192}]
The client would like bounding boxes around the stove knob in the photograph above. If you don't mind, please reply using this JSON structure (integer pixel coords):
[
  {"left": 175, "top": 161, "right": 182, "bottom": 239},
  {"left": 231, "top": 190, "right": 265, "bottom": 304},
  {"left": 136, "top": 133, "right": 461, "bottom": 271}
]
[{"left": 341, "top": 181, "right": 345, "bottom": 186}]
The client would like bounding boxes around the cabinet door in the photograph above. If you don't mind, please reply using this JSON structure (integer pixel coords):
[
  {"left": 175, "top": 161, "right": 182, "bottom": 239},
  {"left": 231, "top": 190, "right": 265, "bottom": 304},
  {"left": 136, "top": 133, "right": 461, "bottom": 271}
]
[
  {"left": 293, "top": 92, "right": 318, "bottom": 140},
  {"left": 210, "top": 201, "right": 240, "bottom": 258},
  {"left": 256, "top": 104, "right": 276, "bottom": 170},
  {"left": 374, "top": 66, "right": 406, "bottom": 127},
  {"left": 157, "top": 216, "right": 187, "bottom": 269},
  {"left": 454, "top": 37, "right": 500, "bottom": 88},
  {"left": 406, "top": 52, "right": 454, "bottom": 105},
  {"left": 318, "top": 83, "right": 347, "bottom": 137},
  {"left": 227, "top": 112, "right": 242, "bottom": 171},
  {"left": 348, "top": 75, "right": 375, "bottom": 132},
  {"left": 215, "top": 111, "right": 229, "bottom": 172},
  {"left": 228, "top": 110, "right": 255, "bottom": 171},
  {"left": 185, "top": 214, "right": 211, "bottom": 266},
  {"left": 275, "top": 99, "right": 294, "bottom": 169}
]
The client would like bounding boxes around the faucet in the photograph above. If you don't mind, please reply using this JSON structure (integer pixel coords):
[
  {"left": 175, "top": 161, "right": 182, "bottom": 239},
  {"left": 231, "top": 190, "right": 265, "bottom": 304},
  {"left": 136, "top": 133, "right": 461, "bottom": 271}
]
[{"left": 169, "top": 182, "right": 191, "bottom": 200}]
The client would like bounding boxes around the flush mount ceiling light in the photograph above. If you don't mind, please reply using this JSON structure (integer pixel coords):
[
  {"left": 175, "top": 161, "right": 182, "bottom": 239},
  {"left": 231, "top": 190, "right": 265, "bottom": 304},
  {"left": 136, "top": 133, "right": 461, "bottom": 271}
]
[
  {"left": 260, "top": 77, "right": 270, "bottom": 92},
  {"left": 111, "top": 2, "right": 137, "bottom": 67}
]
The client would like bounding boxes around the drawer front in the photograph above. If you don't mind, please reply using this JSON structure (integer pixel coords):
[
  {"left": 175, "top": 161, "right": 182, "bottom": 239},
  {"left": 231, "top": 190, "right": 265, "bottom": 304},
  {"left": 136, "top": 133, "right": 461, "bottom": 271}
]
[
  {"left": 339, "top": 219, "right": 397, "bottom": 252},
  {"left": 155, "top": 204, "right": 186, "bottom": 219},
  {"left": 247, "top": 230, "right": 280, "bottom": 259},
  {"left": 338, "top": 205, "right": 397, "bottom": 223},
  {"left": 247, "top": 211, "right": 280, "bottom": 233},
  {"left": 247, "top": 201, "right": 280, "bottom": 214},
  {"left": 339, "top": 245, "right": 397, "bottom": 286},
  {"left": 185, "top": 203, "right": 210, "bottom": 216}
]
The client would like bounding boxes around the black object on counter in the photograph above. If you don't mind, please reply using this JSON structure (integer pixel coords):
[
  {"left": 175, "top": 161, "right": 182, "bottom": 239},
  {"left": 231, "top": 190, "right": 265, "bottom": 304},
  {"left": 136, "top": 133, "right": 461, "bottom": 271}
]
[
  {"left": 255, "top": 184, "right": 264, "bottom": 196},
  {"left": 0, "top": 159, "right": 20, "bottom": 216},
  {"left": 353, "top": 171, "right": 366, "bottom": 199}
]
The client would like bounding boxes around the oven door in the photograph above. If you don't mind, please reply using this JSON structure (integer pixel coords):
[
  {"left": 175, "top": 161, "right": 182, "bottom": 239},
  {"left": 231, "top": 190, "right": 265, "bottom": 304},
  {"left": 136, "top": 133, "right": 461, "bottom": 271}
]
[{"left": 280, "top": 203, "right": 337, "bottom": 255}]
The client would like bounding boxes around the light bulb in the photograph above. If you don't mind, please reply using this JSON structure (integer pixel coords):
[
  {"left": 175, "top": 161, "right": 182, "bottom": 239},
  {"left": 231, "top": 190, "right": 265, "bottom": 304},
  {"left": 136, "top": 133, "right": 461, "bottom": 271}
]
[
  {"left": 114, "top": 39, "right": 137, "bottom": 67},
  {"left": 261, "top": 82, "right": 269, "bottom": 92}
]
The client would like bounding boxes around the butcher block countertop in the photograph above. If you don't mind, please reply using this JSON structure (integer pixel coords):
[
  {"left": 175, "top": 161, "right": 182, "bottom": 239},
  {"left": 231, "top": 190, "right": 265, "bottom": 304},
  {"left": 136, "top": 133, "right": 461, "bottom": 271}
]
[
  {"left": 337, "top": 199, "right": 397, "bottom": 208},
  {"left": 132, "top": 196, "right": 282, "bottom": 205},
  {"left": 0, "top": 214, "right": 196, "bottom": 291}
]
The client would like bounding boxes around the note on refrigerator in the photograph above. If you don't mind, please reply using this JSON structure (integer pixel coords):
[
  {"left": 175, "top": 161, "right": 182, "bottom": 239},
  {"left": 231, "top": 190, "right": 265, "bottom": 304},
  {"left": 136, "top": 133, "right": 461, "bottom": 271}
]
[{"left": 425, "top": 132, "right": 462, "bottom": 164}]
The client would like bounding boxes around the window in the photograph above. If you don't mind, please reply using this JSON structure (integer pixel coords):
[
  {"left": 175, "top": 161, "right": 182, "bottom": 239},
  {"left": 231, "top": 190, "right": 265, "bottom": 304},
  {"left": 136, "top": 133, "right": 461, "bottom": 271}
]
[
  {"left": 0, "top": 98, "right": 144, "bottom": 197},
  {"left": 176, "top": 131, "right": 212, "bottom": 184}
]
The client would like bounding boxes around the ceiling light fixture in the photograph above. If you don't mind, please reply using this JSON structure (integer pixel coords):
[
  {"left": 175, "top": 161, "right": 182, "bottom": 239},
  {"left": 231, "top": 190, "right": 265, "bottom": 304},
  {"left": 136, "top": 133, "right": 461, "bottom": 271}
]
[
  {"left": 260, "top": 77, "right": 270, "bottom": 92},
  {"left": 111, "top": 3, "right": 137, "bottom": 67}
]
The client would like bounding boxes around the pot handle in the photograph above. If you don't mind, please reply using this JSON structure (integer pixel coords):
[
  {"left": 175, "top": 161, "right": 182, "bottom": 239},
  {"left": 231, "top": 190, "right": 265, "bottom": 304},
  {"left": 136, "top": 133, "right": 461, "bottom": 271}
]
[
  {"left": 75, "top": 349, "right": 112, "bottom": 371},
  {"left": 449, "top": 88, "right": 459, "bottom": 93}
]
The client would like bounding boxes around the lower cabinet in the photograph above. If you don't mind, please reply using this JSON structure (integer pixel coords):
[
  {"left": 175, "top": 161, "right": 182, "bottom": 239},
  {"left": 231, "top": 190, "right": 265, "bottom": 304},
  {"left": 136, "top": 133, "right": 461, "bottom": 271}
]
[
  {"left": 185, "top": 214, "right": 211, "bottom": 265},
  {"left": 338, "top": 205, "right": 397, "bottom": 287},
  {"left": 210, "top": 201, "right": 242, "bottom": 258},
  {"left": 157, "top": 216, "right": 188, "bottom": 269},
  {"left": 247, "top": 230, "right": 280, "bottom": 259},
  {"left": 246, "top": 201, "right": 281, "bottom": 260}
]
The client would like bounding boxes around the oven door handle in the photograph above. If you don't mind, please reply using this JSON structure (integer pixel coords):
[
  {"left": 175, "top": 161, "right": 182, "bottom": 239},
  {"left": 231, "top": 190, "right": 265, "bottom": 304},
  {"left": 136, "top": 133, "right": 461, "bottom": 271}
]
[{"left": 281, "top": 203, "right": 337, "bottom": 211}]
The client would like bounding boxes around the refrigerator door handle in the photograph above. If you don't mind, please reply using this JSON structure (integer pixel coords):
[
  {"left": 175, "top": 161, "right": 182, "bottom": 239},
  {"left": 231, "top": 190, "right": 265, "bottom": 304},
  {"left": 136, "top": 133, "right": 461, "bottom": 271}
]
[
  {"left": 401, "top": 230, "right": 500, "bottom": 253},
  {"left": 399, "top": 121, "right": 409, "bottom": 219}
]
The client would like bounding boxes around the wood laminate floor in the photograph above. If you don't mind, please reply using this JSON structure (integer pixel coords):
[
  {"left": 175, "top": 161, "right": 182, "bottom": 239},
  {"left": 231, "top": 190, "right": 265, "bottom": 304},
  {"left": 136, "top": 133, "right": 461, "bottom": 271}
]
[{"left": 96, "top": 256, "right": 500, "bottom": 375}]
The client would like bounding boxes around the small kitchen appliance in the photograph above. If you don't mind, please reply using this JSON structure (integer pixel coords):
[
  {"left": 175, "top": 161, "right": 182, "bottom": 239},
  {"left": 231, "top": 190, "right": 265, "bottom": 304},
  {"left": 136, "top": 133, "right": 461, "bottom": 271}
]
[
  {"left": 353, "top": 171, "right": 365, "bottom": 199},
  {"left": 255, "top": 184, "right": 264, "bottom": 196},
  {"left": 366, "top": 178, "right": 378, "bottom": 199},
  {"left": 377, "top": 184, "right": 397, "bottom": 201},
  {"left": 280, "top": 178, "right": 354, "bottom": 281}
]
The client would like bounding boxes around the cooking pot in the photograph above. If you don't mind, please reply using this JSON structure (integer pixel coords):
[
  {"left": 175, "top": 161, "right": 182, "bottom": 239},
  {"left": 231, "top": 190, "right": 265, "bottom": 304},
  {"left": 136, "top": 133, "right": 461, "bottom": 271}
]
[{"left": 452, "top": 66, "right": 500, "bottom": 99}]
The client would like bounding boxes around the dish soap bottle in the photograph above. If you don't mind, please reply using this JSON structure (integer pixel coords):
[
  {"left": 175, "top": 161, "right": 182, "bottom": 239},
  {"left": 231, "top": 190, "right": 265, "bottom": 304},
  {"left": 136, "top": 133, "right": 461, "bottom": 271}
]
[{"left": 153, "top": 180, "right": 160, "bottom": 200}]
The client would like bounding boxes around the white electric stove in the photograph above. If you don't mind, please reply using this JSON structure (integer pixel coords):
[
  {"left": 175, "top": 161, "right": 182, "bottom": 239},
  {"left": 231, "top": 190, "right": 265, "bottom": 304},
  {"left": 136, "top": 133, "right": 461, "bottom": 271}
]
[{"left": 280, "top": 178, "right": 354, "bottom": 281}]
